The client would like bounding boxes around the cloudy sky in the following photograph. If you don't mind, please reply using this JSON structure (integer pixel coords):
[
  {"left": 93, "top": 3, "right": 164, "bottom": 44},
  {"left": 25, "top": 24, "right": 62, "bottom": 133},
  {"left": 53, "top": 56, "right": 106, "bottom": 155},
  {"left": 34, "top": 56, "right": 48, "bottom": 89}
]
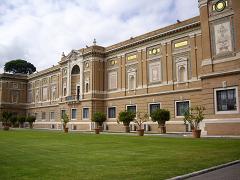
[{"left": 0, "top": 0, "right": 199, "bottom": 73}]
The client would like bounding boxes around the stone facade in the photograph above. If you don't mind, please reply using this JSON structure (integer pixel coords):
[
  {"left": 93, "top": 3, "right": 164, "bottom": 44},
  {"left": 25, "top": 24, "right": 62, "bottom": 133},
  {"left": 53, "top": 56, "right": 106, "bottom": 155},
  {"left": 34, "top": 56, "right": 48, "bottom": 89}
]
[{"left": 0, "top": 0, "right": 240, "bottom": 135}]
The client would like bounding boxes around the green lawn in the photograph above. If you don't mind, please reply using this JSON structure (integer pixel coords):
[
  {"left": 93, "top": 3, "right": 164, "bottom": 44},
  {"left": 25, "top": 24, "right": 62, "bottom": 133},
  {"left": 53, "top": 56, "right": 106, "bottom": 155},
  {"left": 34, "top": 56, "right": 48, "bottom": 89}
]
[{"left": 0, "top": 130, "right": 240, "bottom": 180}]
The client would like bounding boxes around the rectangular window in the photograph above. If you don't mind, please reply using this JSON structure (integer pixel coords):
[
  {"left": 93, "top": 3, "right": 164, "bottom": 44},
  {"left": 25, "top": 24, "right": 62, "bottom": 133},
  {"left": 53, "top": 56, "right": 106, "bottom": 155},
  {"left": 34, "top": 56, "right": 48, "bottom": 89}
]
[
  {"left": 215, "top": 87, "right": 238, "bottom": 114},
  {"left": 149, "top": 103, "right": 160, "bottom": 114},
  {"left": 83, "top": 108, "right": 89, "bottom": 119},
  {"left": 42, "top": 112, "right": 46, "bottom": 120},
  {"left": 61, "top": 110, "right": 66, "bottom": 119},
  {"left": 50, "top": 112, "right": 55, "bottom": 120},
  {"left": 127, "top": 105, "right": 137, "bottom": 114},
  {"left": 71, "top": 109, "right": 77, "bottom": 120},
  {"left": 108, "top": 107, "right": 116, "bottom": 119},
  {"left": 176, "top": 101, "right": 190, "bottom": 117}
]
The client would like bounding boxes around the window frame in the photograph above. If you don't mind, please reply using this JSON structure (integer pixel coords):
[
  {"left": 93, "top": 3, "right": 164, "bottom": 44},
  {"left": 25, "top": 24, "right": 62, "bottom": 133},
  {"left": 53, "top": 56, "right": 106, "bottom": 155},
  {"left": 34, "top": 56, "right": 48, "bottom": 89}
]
[
  {"left": 175, "top": 100, "right": 190, "bottom": 118},
  {"left": 126, "top": 104, "right": 137, "bottom": 116},
  {"left": 82, "top": 107, "right": 90, "bottom": 120},
  {"left": 148, "top": 102, "right": 161, "bottom": 115},
  {"left": 63, "top": 86, "right": 67, "bottom": 97},
  {"left": 107, "top": 106, "right": 117, "bottom": 119},
  {"left": 50, "top": 112, "right": 55, "bottom": 121},
  {"left": 71, "top": 108, "right": 77, "bottom": 120},
  {"left": 61, "top": 109, "right": 67, "bottom": 119},
  {"left": 214, "top": 86, "right": 239, "bottom": 114},
  {"left": 41, "top": 112, "right": 46, "bottom": 121}
]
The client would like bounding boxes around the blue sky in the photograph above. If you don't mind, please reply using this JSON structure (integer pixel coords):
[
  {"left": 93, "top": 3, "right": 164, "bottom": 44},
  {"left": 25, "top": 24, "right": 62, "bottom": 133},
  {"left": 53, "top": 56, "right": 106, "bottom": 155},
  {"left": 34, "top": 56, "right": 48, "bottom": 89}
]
[{"left": 0, "top": 0, "right": 199, "bottom": 73}]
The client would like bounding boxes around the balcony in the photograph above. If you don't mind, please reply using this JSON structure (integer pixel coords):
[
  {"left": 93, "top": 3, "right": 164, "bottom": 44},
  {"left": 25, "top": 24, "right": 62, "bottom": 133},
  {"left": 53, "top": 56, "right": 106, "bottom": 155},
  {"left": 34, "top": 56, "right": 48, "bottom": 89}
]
[{"left": 65, "top": 95, "right": 81, "bottom": 103}]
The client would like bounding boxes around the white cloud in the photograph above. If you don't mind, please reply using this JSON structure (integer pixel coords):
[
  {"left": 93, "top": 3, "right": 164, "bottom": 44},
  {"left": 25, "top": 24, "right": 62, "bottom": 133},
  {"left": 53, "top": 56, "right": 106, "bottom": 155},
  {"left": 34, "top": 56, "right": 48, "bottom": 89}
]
[{"left": 0, "top": 0, "right": 199, "bottom": 73}]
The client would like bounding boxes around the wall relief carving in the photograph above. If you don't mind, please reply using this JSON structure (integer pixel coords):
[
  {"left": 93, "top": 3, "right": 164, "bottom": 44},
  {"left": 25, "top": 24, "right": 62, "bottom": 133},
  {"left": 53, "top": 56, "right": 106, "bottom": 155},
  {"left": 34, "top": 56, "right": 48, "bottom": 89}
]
[{"left": 214, "top": 21, "right": 233, "bottom": 55}]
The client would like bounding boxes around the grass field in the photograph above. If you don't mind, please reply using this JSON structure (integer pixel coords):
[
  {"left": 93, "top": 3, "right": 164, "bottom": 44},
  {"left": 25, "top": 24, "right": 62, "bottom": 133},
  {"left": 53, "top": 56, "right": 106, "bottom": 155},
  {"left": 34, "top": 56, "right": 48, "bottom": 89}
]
[{"left": 0, "top": 130, "right": 240, "bottom": 180}]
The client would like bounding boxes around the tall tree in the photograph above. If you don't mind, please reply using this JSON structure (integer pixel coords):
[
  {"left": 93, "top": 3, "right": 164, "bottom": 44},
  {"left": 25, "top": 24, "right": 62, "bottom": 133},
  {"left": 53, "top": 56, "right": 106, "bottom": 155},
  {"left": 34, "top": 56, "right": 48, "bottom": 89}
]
[{"left": 4, "top": 59, "right": 36, "bottom": 74}]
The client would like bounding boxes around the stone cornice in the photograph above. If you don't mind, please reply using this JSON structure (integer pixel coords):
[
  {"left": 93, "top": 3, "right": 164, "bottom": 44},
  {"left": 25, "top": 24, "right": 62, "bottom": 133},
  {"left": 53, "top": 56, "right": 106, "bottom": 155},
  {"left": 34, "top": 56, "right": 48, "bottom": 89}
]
[
  {"left": 0, "top": 73, "right": 28, "bottom": 81},
  {"left": 105, "top": 16, "right": 200, "bottom": 54},
  {"left": 200, "top": 69, "right": 240, "bottom": 79},
  {"left": 28, "top": 65, "right": 60, "bottom": 80},
  {"left": 198, "top": 0, "right": 208, "bottom": 8}
]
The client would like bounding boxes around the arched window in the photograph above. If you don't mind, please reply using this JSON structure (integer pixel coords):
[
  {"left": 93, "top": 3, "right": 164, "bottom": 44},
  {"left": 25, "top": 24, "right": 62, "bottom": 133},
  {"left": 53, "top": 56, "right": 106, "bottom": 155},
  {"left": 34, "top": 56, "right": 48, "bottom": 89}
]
[
  {"left": 71, "top": 65, "right": 80, "bottom": 75},
  {"left": 179, "top": 66, "right": 186, "bottom": 82}
]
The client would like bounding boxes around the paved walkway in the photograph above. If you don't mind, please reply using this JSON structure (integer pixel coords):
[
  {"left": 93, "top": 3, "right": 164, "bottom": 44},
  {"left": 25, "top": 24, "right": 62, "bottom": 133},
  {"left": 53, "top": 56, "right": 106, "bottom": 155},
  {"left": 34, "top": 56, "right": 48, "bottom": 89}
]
[{"left": 186, "top": 163, "right": 240, "bottom": 180}]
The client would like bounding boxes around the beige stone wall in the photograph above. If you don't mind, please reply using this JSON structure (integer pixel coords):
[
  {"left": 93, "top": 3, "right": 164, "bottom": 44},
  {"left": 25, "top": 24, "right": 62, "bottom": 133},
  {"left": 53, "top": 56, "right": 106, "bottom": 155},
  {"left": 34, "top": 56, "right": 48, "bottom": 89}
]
[
  {"left": 205, "top": 123, "right": 240, "bottom": 135},
  {"left": 201, "top": 73, "right": 240, "bottom": 119},
  {"left": 1, "top": 1, "right": 240, "bottom": 135}
]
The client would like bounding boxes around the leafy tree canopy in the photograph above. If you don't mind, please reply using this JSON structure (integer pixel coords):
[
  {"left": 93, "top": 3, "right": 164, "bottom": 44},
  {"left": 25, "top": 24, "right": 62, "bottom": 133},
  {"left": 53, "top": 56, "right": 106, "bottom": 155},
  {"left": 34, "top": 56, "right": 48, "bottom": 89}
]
[
  {"left": 4, "top": 59, "right": 36, "bottom": 74},
  {"left": 150, "top": 109, "right": 170, "bottom": 126}
]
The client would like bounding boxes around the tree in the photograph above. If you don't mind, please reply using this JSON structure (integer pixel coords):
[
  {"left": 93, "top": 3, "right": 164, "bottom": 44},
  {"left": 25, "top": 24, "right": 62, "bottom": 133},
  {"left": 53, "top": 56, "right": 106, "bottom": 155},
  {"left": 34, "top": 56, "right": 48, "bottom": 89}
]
[
  {"left": 26, "top": 116, "right": 36, "bottom": 129},
  {"left": 92, "top": 112, "right": 106, "bottom": 128},
  {"left": 17, "top": 115, "right": 26, "bottom": 128},
  {"left": 0, "top": 111, "right": 13, "bottom": 130},
  {"left": 4, "top": 59, "right": 36, "bottom": 74},
  {"left": 118, "top": 111, "right": 136, "bottom": 132},
  {"left": 150, "top": 109, "right": 170, "bottom": 134},
  {"left": 62, "top": 113, "right": 69, "bottom": 133},
  {"left": 10, "top": 116, "right": 18, "bottom": 127},
  {"left": 183, "top": 106, "right": 205, "bottom": 130},
  {"left": 135, "top": 112, "right": 149, "bottom": 130}
]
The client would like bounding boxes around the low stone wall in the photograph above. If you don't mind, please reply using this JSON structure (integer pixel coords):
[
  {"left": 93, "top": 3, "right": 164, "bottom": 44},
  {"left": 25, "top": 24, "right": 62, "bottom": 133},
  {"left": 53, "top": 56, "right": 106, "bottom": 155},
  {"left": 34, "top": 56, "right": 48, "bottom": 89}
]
[
  {"left": 30, "top": 120, "right": 240, "bottom": 135},
  {"left": 166, "top": 124, "right": 187, "bottom": 132},
  {"left": 107, "top": 124, "right": 125, "bottom": 132},
  {"left": 205, "top": 123, "right": 240, "bottom": 135}
]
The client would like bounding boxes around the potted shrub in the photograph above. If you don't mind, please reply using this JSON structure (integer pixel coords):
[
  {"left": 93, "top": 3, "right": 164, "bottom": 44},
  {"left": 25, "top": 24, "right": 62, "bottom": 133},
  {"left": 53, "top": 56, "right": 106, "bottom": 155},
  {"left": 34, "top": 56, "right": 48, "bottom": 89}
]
[
  {"left": 26, "top": 116, "right": 36, "bottom": 129},
  {"left": 62, "top": 113, "right": 69, "bottom": 133},
  {"left": 135, "top": 112, "right": 149, "bottom": 136},
  {"left": 184, "top": 106, "right": 205, "bottom": 138},
  {"left": 1, "top": 111, "right": 13, "bottom": 130},
  {"left": 150, "top": 109, "right": 170, "bottom": 134},
  {"left": 10, "top": 116, "right": 18, "bottom": 128},
  {"left": 118, "top": 111, "right": 135, "bottom": 133},
  {"left": 17, "top": 115, "right": 26, "bottom": 128},
  {"left": 92, "top": 112, "right": 106, "bottom": 134}
]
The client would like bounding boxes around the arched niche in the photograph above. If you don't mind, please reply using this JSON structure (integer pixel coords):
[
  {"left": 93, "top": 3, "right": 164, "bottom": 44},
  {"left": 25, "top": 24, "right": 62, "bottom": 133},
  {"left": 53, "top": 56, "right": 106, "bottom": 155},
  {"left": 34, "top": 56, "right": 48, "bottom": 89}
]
[
  {"left": 71, "top": 65, "right": 80, "bottom": 75},
  {"left": 71, "top": 64, "right": 80, "bottom": 98}
]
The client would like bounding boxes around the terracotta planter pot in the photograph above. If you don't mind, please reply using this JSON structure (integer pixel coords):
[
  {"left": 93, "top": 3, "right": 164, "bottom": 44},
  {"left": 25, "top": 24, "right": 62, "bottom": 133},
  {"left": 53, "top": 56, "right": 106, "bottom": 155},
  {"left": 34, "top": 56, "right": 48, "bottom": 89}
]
[
  {"left": 192, "top": 129, "right": 201, "bottom": 138},
  {"left": 3, "top": 126, "right": 10, "bottom": 131},
  {"left": 95, "top": 128, "right": 100, "bottom": 134},
  {"left": 137, "top": 129, "right": 144, "bottom": 136},
  {"left": 160, "top": 125, "right": 166, "bottom": 134},
  {"left": 64, "top": 127, "right": 69, "bottom": 133},
  {"left": 98, "top": 126, "right": 103, "bottom": 132},
  {"left": 29, "top": 123, "right": 33, "bottom": 129},
  {"left": 124, "top": 126, "right": 130, "bottom": 133}
]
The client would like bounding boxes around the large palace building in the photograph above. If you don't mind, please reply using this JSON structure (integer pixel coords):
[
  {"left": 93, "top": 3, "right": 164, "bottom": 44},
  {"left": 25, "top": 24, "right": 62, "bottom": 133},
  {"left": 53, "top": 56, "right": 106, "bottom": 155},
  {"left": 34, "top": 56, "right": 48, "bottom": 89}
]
[{"left": 0, "top": 0, "right": 240, "bottom": 135}]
